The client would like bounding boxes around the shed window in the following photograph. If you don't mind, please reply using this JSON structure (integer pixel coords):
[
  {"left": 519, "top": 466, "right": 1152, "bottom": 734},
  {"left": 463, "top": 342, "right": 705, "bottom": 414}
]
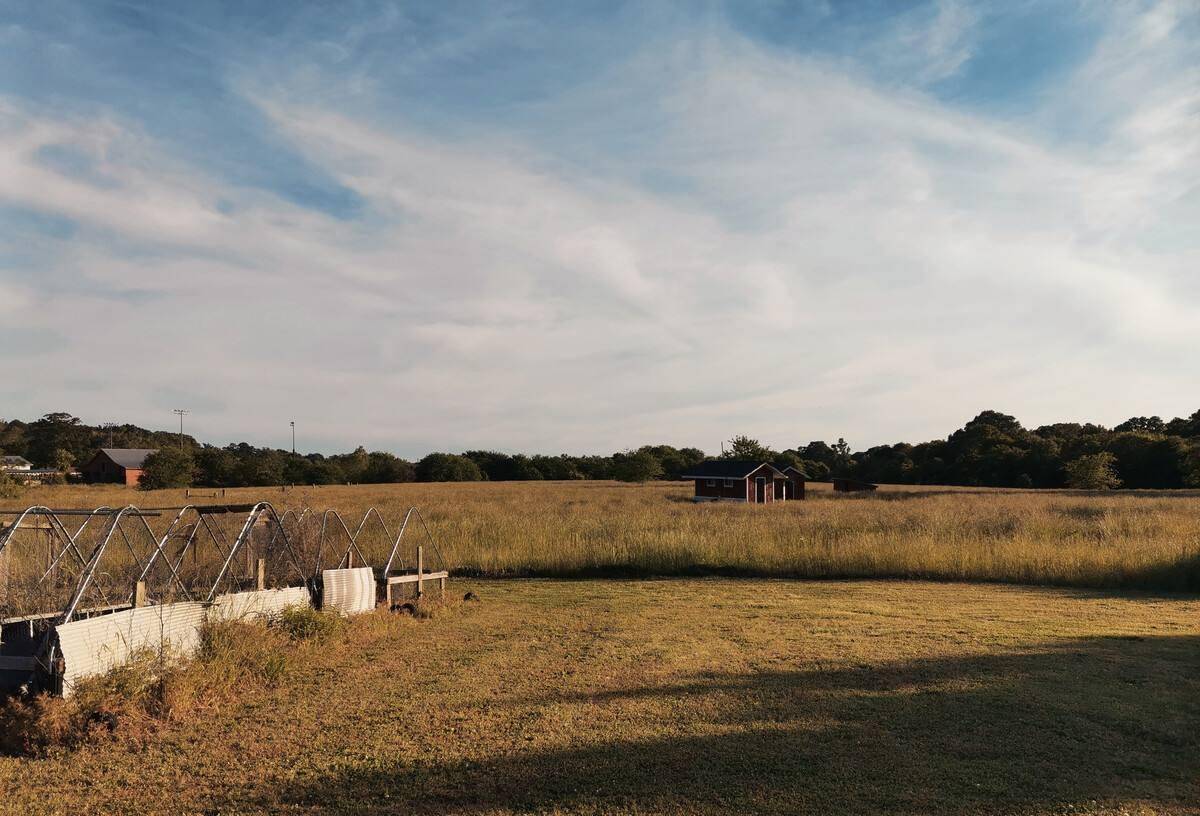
[
  {"left": 724, "top": 479, "right": 735, "bottom": 487},
  {"left": 706, "top": 479, "right": 717, "bottom": 487}
]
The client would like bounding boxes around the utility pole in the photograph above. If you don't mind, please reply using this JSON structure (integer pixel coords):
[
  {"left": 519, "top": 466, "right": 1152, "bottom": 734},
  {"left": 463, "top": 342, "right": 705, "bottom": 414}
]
[
  {"left": 173, "top": 409, "right": 189, "bottom": 449},
  {"left": 101, "top": 422, "right": 116, "bottom": 447},
  {"left": 290, "top": 421, "right": 296, "bottom": 454}
]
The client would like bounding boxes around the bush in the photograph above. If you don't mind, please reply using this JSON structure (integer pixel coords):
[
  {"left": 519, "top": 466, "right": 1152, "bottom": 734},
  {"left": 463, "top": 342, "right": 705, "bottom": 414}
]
[
  {"left": 1065, "top": 452, "right": 1122, "bottom": 490},
  {"left": 275, "top": 605, "right": 342, "bottom": 641},
  {"left": 139, "top": 447, "right": 194, "bottom": 490},
  {"left": 612, "top": 450, "right": 663, "bottom": 483},
  {"left": 0, "top": 471, "right": 22, "bottom": 499},
  {"left": 415, "top": 453, "right": 484, "bottom": 482}
]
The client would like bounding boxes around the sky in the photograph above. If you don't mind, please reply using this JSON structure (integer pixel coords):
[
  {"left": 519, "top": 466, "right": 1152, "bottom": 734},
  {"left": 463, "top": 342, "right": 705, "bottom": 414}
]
[{"left": 0, "top": 1, "right": 1197, "bottom": 457}]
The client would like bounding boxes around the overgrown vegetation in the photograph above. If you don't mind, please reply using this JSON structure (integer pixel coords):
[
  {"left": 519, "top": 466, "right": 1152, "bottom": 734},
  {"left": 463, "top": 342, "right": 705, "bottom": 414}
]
[
  {"left": 0, "top": 470, "right": 22, "bottom": 499},
  {"left": 10, "top": 480, "right": 1200, "bottom": 594}
]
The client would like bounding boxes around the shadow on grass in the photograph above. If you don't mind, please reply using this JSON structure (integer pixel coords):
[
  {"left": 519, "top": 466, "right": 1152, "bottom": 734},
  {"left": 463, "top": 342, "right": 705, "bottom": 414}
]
[
  {"left": 451, "top": 560, "right": 1200, "bottom": 595},
  {"left": 262, "top": 635, "right": 1200, "bottom": 815}
]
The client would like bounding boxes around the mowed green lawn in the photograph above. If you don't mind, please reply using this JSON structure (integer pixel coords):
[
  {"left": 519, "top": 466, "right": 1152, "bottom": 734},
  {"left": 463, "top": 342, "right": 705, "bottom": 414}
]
[{"left": 2, "top": 578, "right": 1197, "bottom": 815}]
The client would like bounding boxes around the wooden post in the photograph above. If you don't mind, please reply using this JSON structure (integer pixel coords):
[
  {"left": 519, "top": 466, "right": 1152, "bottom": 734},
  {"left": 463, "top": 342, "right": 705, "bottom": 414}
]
[
  {"left": 416, "top": 545, "right": 424, "bottom": 599},
  {"left": 347, "top": 549, "right": 355, "bottom": 569},
  {"left": 133, "top": 580, "right": 147, "bottom": 608},
  {"left": 439, "top": 575, "right": 446, "bottom": 600},
  {"left": 256, "top": 558, "right": 265, "bottom": 591}
]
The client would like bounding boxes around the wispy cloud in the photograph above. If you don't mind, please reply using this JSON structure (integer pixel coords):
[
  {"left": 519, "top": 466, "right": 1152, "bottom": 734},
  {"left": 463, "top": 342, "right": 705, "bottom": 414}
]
[{"left": 0, "top": 1, "right": 1196, "bottom": 454}]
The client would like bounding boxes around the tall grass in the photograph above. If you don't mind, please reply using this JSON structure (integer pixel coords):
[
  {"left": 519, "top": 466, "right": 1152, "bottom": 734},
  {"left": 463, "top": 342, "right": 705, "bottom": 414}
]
[{"left": 6, "top": 481, "right": 1200, "bottom": 592}]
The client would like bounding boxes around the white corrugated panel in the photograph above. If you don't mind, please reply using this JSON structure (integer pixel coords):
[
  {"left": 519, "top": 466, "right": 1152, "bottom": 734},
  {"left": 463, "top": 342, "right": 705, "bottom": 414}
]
[
  {"left": 55, "top": 602, "right": 208, "bottom": 696},
  {"left": 322, "top": 567, "right": 375, "bottom": 616},
  {"left": 211, "top": 587, "right": 311, "bottom": 622}
]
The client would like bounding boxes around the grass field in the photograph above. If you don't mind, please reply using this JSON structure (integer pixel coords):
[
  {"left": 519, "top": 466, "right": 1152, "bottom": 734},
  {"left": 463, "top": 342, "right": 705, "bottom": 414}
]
[
  {"left": 2, "top": 483, "right": 1198, "bottom": 813},
  {"left": 4, "top": 480, "right": 1200, "bottom": 592},
  {"left": 0, "top": 578, "right": 1196, "bottom": 815}
]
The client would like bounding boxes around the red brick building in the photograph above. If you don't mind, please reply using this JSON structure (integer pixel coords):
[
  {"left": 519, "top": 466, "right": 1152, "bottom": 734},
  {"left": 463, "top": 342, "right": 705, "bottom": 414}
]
[
  {"left": 681, "top": 460, "right": 790, "bottom": 503},
  {"left": 80, "top": 448, "right": 157, "bottom": 486}
]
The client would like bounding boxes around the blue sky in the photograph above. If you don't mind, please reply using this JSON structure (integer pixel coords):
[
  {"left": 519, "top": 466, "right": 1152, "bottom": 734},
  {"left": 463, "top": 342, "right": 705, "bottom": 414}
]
[{"left": 0, "top": 1, "right": 1197, "bottom": 456}]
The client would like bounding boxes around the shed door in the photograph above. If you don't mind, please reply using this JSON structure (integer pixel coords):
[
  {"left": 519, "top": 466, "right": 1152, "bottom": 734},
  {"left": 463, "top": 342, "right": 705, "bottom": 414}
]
[{"left": 755, "top": 477, "right": 766, "bottom": 503}]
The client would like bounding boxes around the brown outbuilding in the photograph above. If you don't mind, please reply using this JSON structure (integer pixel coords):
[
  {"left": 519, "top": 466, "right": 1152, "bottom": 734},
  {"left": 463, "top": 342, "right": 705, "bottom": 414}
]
[
  {"left": 681, "top": 460, "right": 793, "bottom": 504},
  {"left": 782, "top": 466, "right": 807, "bottom": 500},
  {"left": 832, "top": 476, "right": 878, "bottom": 493},
  {"left": 80, "top": 448, "right": 157, "bottom": 487}
]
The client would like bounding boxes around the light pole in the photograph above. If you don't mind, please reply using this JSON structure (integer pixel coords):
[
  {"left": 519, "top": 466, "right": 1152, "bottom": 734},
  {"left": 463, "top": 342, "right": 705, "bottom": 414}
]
[
  {"left": 173, "top": 409, "right": 189, "bottom": 449},
  {"left": 290, "top": 421, "right": 296, "bottom": 454}
]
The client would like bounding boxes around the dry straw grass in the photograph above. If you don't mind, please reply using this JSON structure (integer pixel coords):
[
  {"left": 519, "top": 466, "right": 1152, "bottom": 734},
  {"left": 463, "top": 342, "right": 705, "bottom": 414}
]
[
  {"left": 5, "top": 480, "right": 1200, "bottom": 592},
  {"left": 0, "top": 604, "right": 354, "bottom": 756}
]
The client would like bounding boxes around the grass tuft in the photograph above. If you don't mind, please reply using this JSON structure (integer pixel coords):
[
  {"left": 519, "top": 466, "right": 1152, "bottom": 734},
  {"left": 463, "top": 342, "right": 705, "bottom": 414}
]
[{"left": 275, "top": 604, "right": 343, "bottom": 641}]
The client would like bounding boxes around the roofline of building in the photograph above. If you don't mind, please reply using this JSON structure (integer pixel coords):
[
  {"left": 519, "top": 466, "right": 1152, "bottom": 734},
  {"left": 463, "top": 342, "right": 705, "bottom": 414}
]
[{"left": 680, "top": 462, "right": 787, "bottom": 480}]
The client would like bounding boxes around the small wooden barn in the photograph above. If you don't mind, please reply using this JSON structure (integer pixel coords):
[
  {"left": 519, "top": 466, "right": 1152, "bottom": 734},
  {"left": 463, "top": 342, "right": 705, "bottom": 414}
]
[
  {"left": 80, "top": 448, "right": 157, "bottom": 486},
  {"left": 782, "top": 466, "right": 807, "bottom": 500},
  {"left": 680, "top": 460, "right": 789, "bottom": 504},
  {"left": 832, "top": 476, "right": 878, "bottom": 493}
]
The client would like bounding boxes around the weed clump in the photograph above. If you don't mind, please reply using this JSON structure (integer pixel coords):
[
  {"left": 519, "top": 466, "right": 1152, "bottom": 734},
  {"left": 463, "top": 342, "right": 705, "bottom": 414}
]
[{"left": 276, "top": 605, "right": 343, "bottom": 641}]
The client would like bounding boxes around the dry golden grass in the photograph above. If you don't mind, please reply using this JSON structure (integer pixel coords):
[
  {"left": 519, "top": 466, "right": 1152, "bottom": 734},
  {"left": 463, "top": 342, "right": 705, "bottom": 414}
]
[
  {"left": 0, "top": 578, "right": 1196, "bottom": 815},
  {"left": 5, "top": 480, "right": 1199, "bottom": 593}
]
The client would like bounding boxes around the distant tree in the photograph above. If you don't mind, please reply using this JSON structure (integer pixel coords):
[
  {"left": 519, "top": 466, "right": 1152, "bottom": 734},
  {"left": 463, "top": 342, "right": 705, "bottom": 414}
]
[
  {"left": 803, "top": 460, "right": 831, "bottom": 481},
  {"left": 1105, "top": 432, "right": 1188, "bottom": 488},
  {"left": 1165, "top": 410, "right": 1200, "bottom": 438},
  {"left": 1064, "top": 452, "right": 1122, "bottom": 490},
  {"left": 1114, "top": 416, "right": 1166, "bottom": 434},
  {"left": 508, "top": 454, "right": 544, "bottom": 481},
  {"left": 52, "top": 448, "right": 74, "bottom": 474},
  {"left": 139, "top": 447, "right": 195, "bottom": 490},
  {"left": 195, "top": 446, "right": 239, "bottom": 487},
  {"left": 831, "top": 438, "right": 854, "bottom": 473},
  {"left": 637, "top": 445, "right": 705, "bottom": 480},
  {"left": 26, "top": 413, "right": 90, "bottom": 467},
  {"left": 612, "top": 450, "right": 663, "bottom": 483},
  {"left": 800, "top": 441, "right": 837, "bottom": 469},
  {"left": 237, "top": 449, "right": 286, "bottom": 486},
  {"left": 575, "top": 455, "right": 615, "bottom": 480},
  {"left": 530, "top": 454, "right": 585, "bottom": 481},
  {"left": 0, "top": 419, "right": 28, "bottom": 460},
  {"left": 300, "top": 457, "right": 343, "bottom": 485},
  {"left": 1183, "top": 445, "right": 1200, "bottom": 489},
  {"left": 772, "top": 450, "right": 804, "bottom": 472},
  {"left": 415, "top": 453, "right": 484, "bottom": 482},
  {"left": 724, "top": 435, "right": 774, "bottom": 461},
  {"left": 361, "top": 451, "right": 415, "bottom": 483}
]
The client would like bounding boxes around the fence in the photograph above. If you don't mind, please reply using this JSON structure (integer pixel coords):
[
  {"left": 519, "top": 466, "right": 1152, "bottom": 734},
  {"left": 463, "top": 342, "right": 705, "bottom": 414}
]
[{"left": 0, "top": 502, "right": 447, "bottom": 696}]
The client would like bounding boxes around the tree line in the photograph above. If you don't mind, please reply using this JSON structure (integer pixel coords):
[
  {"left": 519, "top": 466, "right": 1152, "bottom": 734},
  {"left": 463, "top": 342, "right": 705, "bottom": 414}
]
[{"left": 3, "top": 409, "right": 1200, "bottom": 490}]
